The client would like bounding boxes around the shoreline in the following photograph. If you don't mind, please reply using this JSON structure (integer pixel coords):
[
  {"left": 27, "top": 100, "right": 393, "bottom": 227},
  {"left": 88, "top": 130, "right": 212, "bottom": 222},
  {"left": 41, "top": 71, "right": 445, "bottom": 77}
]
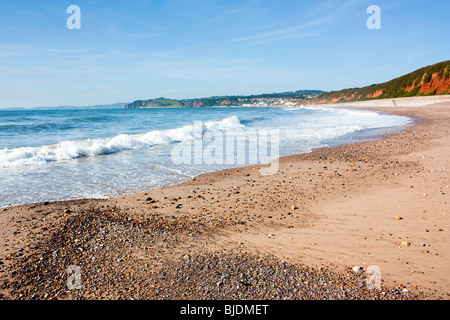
[
  {"left": 0, "top": 107, "right": 414, "bottom": 210},
  {"left": 0, "top": 100, "right": 448, "bottom": 299},
  {"left": 0, "top": 106, "right": 413, "bottom": 210}
]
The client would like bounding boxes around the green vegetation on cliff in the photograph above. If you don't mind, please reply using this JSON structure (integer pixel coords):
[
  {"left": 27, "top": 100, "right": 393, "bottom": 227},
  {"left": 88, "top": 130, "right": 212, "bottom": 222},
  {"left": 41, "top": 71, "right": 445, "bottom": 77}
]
[
  {"left": 313, "top": 60, "right": 450, "bottom": 104},
  {"left": 125, "top": 98, "right": 181, "bottom": 108}
]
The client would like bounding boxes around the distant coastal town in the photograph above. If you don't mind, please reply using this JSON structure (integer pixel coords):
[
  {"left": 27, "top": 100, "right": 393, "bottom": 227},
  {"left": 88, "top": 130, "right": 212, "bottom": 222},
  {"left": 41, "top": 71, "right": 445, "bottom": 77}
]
[{"left": 124, "top": 90, "right": 324, "bottom": 109}]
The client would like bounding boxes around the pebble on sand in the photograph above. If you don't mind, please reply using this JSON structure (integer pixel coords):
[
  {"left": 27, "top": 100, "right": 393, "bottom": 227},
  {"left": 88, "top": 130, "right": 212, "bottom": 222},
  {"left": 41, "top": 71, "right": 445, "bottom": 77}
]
[{"left": 352, "top": 266, "right": 363, "bottom": 273}]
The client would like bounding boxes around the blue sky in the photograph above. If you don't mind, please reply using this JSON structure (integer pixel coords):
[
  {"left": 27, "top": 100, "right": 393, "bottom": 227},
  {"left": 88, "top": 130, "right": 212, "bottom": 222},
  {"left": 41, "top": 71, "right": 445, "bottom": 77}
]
[{"left": 0, "top": 0, "right": 449, "bottom": 108}]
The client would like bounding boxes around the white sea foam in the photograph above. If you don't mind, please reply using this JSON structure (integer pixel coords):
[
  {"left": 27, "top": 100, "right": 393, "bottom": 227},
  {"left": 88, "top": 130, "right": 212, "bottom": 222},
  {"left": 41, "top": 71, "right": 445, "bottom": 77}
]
[
  {"left": 0, "top": 116, "right": 245, "bottom": 168},
  {"left": 0, "top": 107, "right": 415, "bottom": 208}
]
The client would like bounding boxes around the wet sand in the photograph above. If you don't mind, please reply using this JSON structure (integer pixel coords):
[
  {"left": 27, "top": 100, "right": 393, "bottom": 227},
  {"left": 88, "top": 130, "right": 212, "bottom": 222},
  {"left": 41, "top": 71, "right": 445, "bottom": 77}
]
[{"left": 0, "top": 102, "right": 448, "bottom": 300}]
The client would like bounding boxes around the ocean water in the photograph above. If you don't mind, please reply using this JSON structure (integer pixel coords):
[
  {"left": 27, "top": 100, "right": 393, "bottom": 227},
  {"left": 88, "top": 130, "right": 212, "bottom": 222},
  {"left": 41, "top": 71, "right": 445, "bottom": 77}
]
[{"left": 0, "top": 106, "right": 413, "bottom": 208}]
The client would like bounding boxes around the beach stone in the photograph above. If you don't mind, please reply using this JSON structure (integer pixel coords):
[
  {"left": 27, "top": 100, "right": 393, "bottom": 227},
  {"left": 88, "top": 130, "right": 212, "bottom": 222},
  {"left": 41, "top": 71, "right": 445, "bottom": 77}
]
[{"left": 352, "top": 266, "right": 363, "bottom": 273}]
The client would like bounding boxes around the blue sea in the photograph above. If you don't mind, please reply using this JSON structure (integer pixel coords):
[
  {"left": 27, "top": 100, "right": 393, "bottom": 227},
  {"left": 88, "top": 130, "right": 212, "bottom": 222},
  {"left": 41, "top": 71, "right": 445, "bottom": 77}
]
[{"left": 0, "top": 106, "right": 413, "bottom": 208}]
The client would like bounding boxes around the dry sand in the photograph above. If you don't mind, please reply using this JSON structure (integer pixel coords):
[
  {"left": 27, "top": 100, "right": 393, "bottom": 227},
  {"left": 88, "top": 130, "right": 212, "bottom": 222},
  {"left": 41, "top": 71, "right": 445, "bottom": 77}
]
[{"left": 0, "top": 101, "right": 448, "bottom": 300}]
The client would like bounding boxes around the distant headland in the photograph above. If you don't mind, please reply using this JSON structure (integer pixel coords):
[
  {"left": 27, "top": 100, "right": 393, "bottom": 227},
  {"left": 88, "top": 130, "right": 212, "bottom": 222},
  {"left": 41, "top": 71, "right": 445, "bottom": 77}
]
[{"left": 124, "top": 60, "right": 450, "bottom": 109}]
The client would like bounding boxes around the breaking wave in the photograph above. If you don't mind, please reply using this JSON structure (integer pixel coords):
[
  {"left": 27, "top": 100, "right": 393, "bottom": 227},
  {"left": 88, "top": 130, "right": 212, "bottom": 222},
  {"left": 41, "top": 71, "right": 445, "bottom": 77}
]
[{"left": 0, "top": 116, "right": 245, "bottom": 168}]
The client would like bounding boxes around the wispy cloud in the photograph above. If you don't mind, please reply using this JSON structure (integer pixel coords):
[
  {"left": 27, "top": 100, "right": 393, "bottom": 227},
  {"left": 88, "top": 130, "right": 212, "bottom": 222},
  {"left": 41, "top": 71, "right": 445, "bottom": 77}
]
[
  {"left": 187, "top": 0, "right": 360, "bottom": 48},
  {"left": 405, "top": 51, "right": 432, "bottom": 62},
  {"left": 223, "top": 16, "right": 333, "bottom": 44}
]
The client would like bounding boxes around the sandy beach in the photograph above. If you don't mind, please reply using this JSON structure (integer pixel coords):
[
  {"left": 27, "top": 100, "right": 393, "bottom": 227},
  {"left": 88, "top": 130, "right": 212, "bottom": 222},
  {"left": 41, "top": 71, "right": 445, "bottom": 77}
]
[{"left": 0, "top": 100, "right": 448, "bottom": 300}]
